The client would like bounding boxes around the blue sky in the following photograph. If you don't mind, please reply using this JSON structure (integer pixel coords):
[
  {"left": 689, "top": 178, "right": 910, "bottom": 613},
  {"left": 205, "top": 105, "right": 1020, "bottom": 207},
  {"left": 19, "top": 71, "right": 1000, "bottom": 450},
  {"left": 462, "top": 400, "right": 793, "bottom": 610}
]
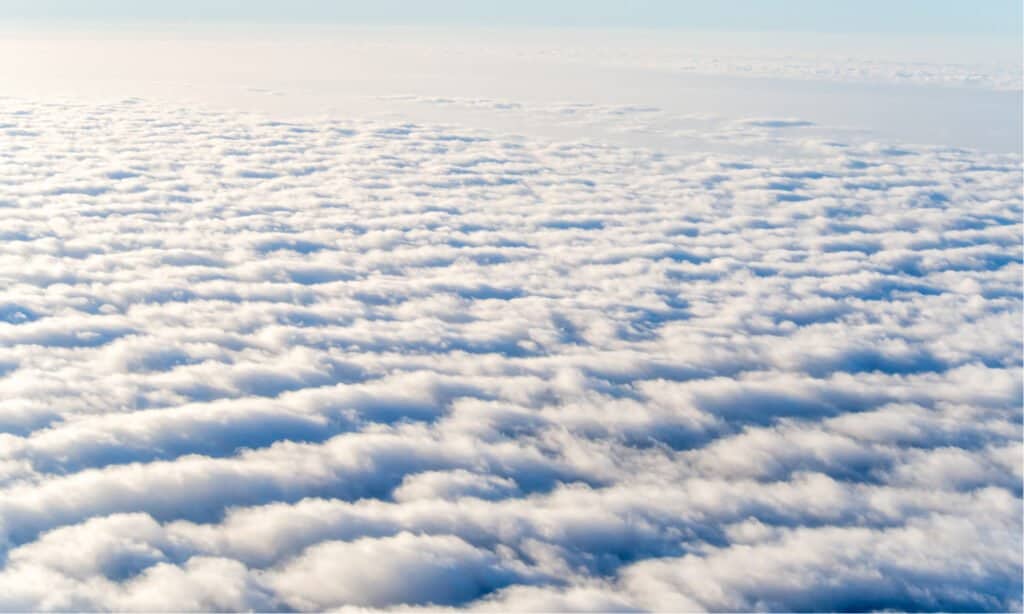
[{"left": 2, "top": 0, "right": 1021, "bottom": 36}]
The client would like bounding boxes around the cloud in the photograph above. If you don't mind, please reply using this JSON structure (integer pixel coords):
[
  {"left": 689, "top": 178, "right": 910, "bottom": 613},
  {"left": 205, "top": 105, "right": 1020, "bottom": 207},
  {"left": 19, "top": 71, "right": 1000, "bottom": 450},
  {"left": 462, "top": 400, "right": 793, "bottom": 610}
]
[
  {"left": 618, "top": 511, "right": 1021, "bottom": 612},
  {"left": 266, "top": 532, "right": 526, "bottom": 609},
  {"left": 0, "top": 96, "right": 1018, "bottom": 610}
]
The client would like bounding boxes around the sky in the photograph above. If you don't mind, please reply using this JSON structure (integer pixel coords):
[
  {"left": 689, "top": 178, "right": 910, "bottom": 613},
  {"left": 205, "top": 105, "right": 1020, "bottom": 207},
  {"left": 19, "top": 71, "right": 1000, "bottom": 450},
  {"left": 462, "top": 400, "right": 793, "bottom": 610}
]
[
  {"left": 1, "top": 2, "right": 1019, "bottom": 154},
  {"left": 1, "top": 0, "right": 1021, "bottom": 36}
]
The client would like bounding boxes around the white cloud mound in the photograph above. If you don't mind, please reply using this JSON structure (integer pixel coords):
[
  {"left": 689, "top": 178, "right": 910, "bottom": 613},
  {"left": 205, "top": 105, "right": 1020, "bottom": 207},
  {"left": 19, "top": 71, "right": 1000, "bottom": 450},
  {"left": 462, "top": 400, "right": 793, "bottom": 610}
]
[{"left": 0, "top": 98, "right": 1019, "bottom": 611}]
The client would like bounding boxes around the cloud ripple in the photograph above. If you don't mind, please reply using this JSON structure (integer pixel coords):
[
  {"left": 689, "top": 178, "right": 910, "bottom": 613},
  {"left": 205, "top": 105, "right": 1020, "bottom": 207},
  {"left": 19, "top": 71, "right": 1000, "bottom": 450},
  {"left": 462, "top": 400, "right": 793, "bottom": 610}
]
[{"left": 0, "top": 98, "right": 1019, "bottom": 611}]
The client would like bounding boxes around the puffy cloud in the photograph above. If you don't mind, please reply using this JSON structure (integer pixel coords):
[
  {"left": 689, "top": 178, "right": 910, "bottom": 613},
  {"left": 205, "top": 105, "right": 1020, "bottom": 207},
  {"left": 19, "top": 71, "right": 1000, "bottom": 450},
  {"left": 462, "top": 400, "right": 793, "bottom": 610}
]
[
  {"left": 618, "top": 512, "right": 1021, "bottom": 612},
  {"left": 0, "top": 96, "right": 1018, "bottom": 610},
  {"left": 266, "top": 532, "right": 526, "bottom": 609}
]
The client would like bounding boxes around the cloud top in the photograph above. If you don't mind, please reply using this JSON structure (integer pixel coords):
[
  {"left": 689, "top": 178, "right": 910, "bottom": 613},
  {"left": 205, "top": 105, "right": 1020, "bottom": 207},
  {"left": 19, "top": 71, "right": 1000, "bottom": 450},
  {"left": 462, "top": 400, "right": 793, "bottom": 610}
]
[{"left": 0, "top": 97, "right": 1019, "bottom": 611}]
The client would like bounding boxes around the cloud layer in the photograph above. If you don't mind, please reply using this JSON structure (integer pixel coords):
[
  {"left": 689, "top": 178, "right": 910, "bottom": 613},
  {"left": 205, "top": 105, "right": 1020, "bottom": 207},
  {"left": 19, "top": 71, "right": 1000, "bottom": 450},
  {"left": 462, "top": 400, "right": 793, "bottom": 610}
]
[{"left": 0, "top": 97, "right": 1020, "bottom": 611}]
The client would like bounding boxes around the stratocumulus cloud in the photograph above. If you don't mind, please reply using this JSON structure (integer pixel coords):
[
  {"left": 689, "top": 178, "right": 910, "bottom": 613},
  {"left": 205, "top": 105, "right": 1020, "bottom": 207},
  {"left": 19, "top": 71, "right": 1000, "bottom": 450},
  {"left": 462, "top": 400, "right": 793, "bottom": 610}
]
[{"left": 0, "top": 98, "right": 1020, "bottom": 611}]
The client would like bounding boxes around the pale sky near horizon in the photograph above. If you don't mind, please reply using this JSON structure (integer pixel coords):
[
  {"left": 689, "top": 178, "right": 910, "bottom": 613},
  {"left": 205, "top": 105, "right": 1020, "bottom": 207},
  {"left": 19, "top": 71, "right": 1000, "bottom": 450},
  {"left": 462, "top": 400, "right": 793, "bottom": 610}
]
[
  {"left": 1, "top": 2, "right": 1020, "bottom": 153},
  {"left": 0, "top": 0, "right": 1021, "bottom": 37}
]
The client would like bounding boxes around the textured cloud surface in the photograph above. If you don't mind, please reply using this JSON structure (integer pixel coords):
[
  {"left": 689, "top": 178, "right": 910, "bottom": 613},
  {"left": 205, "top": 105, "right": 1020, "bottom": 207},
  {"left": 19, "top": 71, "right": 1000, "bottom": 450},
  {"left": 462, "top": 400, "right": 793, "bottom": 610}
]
[{"left": 0, "top": 97, "right": 1020, "bottom": 611}]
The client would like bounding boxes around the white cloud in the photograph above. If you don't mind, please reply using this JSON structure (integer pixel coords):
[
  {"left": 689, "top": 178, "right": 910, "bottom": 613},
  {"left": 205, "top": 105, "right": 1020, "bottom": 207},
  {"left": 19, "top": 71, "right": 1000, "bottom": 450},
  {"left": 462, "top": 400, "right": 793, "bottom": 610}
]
[
  {"left": 266, "top": 532, "right": 526, "bottom": 609},
  {"left": 0, "top": 96, "right": 1018, "bottom": 610}
]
